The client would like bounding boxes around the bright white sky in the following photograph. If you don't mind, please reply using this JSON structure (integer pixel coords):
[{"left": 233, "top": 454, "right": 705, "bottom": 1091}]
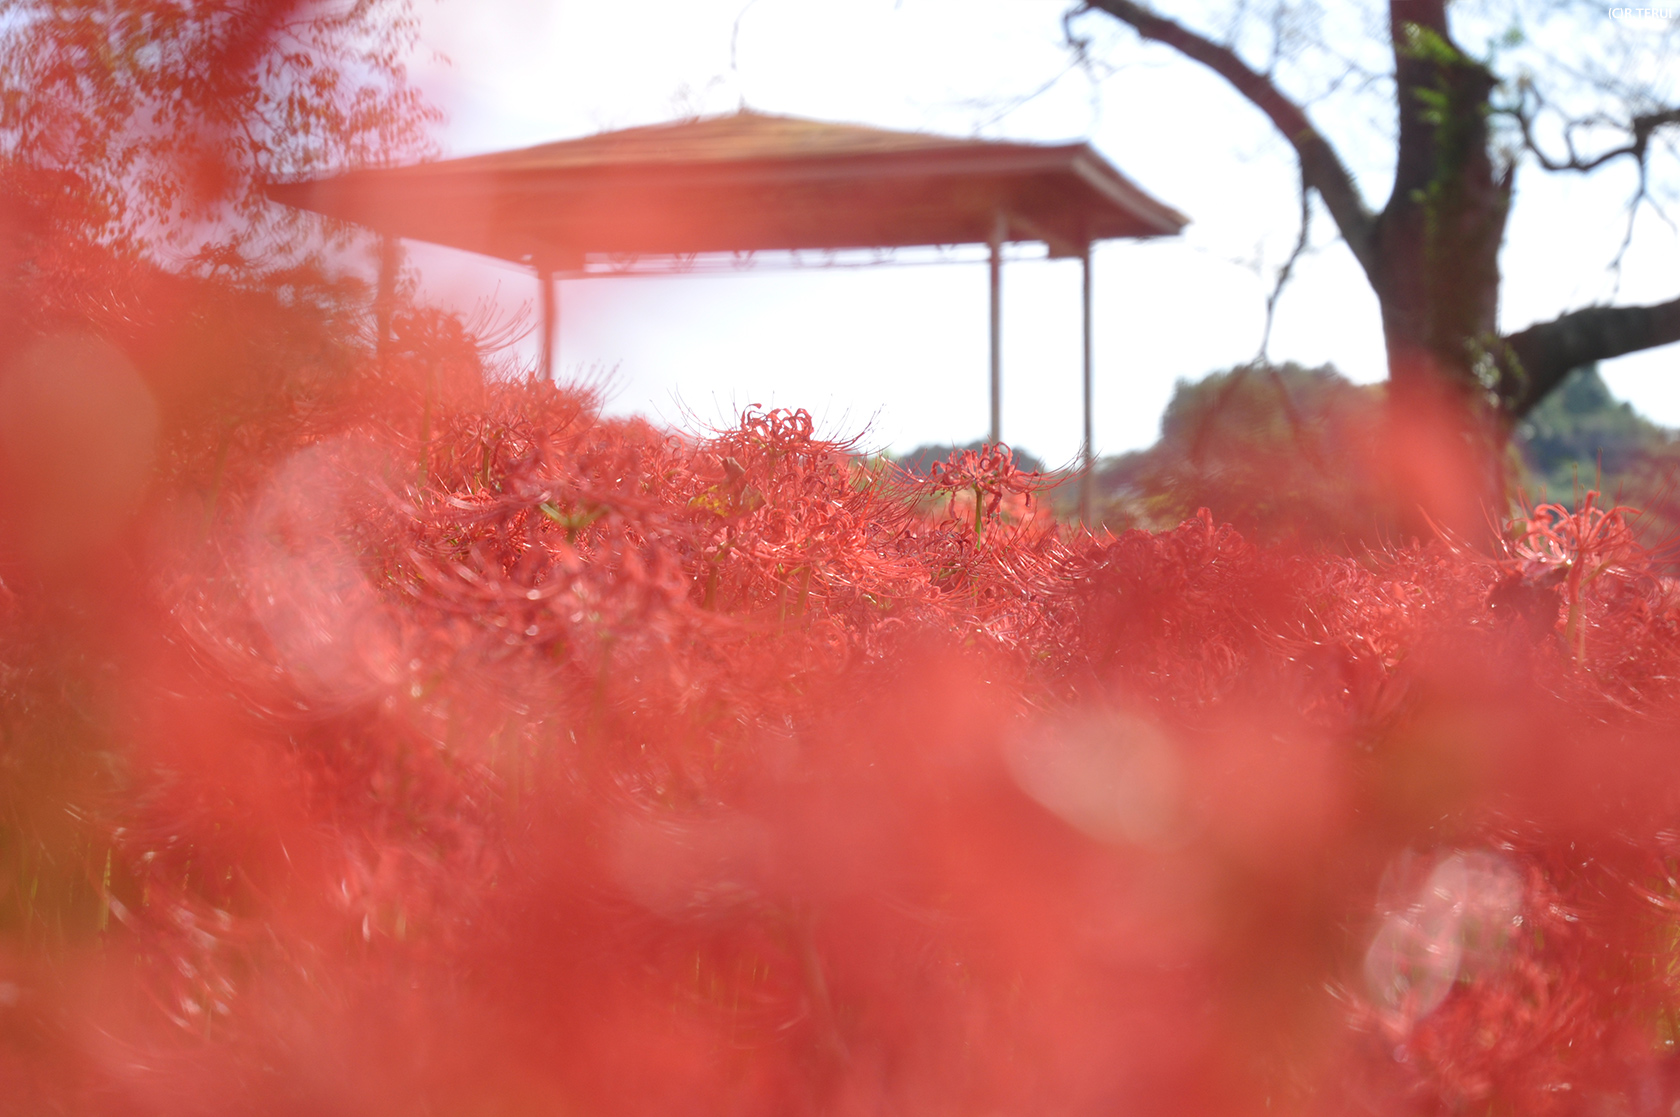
[{"left": 396, "top": 0, "right": 1680, "bottom": 464}]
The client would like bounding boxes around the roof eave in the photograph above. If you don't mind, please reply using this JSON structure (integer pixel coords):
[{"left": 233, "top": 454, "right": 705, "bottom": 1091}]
[{"left": 1067, "top": 149, "right": 1187, "bottom": 238}]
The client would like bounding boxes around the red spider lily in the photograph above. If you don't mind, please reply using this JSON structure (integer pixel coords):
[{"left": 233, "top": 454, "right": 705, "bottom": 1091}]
[
  {"left": 1503, "top": 492, "right": 1654, "bottom": 664},
  {"left": 14, "top": 260, "right": 1680, "bottom": 1115},
  {"left": 922, "top": 442, "right": 1043, "bottom": 539}
]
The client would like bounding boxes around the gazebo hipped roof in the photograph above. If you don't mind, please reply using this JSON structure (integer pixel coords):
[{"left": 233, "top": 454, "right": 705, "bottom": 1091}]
[{"left": 265, "top": 110, "right": 1188, "bottom": 265}]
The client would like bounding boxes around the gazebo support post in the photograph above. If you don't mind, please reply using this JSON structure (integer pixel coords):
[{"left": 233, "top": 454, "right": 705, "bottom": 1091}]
[
  {"left": 1079, "top": 244, "right": 1095, "bottom": 525},
  {"left": 375, "top": 233, "right": 399, "bottom": 357},
  {"left": 988, "top": 212, "right": 1005, "bottom": 445},
  {"left": 539, "top": 265, "right": 556, "bottom": 380}
]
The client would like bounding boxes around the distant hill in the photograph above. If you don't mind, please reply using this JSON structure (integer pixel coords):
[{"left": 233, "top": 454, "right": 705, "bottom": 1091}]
[
  {"left": 1084, "top": 361, "right": 1677, "bottom": 547},
  {"left": 889, "top": 366, "right": 1678, "bottom": 548},
  {"left": 1513, "top": 364, "right": 1673, "bottom": 504},
  {"left": 1093, "top": 362, "right": 1391, "bottom": 545}
]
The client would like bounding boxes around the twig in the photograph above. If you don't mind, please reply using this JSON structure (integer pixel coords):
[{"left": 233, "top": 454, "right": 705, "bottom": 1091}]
[{"left": 1257, "top": 167, "right": 1312, "bottom": 363}]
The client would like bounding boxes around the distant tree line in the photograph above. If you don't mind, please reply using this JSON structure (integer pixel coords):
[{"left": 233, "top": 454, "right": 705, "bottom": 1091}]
[{"left": 1046, "top": 361, "right": 1680, "bottom": 554}]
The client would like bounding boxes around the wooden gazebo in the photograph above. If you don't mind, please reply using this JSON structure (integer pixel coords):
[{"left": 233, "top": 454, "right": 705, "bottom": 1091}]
[{"left": 266, "top": 110, "right": 1187, "bottom": 518}]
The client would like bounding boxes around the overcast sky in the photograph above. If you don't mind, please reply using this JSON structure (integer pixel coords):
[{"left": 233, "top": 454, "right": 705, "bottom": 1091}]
[{"left": 395, "top": 0, "right": 1680, "bottom": 463}]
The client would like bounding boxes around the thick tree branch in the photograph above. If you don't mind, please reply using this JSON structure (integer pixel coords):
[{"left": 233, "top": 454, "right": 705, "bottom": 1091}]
[
  {"left": 1501, "top": 295, "right": 1680, "bottom": 418},
  {"left": 1082, "top": 0, "right": 1379, "bottom": 279}
]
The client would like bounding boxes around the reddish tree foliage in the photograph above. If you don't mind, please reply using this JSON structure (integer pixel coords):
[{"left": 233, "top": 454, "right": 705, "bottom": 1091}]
[{"left": 0, "top": 0, "right": 435, "bottom": 244}]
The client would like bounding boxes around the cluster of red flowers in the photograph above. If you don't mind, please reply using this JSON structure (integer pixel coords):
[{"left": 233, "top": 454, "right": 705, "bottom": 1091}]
[{"left": 7, "top": 300, "right": 1680, "bottom": 1115}]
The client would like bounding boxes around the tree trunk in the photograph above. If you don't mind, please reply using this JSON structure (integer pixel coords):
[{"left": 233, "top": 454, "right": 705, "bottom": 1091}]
[{"left": 1374, "top": 1, "right": 1513, "bottom": 540}]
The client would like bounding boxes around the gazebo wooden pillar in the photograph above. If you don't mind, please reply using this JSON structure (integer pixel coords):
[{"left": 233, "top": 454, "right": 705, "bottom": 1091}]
[
  {"left": 1081, "top": 245, "right": 1095, "bottom": 524},
  {"left": 538, "top": 264, "right": 556, "bottom": 380},
  {"left": 988, "top": 210, "right": 1005, "bottom": 447}
]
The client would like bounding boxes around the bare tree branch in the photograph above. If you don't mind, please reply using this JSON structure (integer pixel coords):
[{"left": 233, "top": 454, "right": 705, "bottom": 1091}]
[
  {"left": 1081, "top": 0, "right": 1379, "bottom": 278},
  {"left": 1503, "top": 93, "right": 1680, "bottom": 294},
  {"left": 1509, "top": 84, "right": 1680, "bottom": 174},
  {"left": 1257, "top": 168, "right": 1311, "bottom": 362},
  {"left": 1501, "top": 296, "right": 1680, "bottom": 418}
]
